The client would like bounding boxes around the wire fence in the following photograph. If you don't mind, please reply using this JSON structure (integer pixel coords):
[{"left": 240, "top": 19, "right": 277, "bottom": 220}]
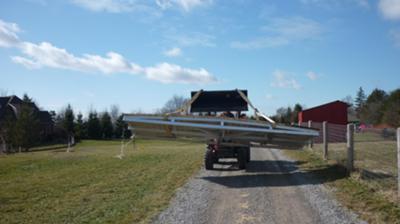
[
  {"left": 300, "top": 121, "right": 348, "bottom": 164},
  {"left": 354, "top": 127, "right": 398, "bottom": 201},
  {"left": 299, "top": 121, "right": 399, "bottom": 203}
]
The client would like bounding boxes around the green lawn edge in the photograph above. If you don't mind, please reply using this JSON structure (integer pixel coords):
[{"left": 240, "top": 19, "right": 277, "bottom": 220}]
[
  {"left": 0, "top": 140, "right": 204, "bottom": 224},
  {"left": 283, "top": 149, "right": 400, "bottom": 224}
]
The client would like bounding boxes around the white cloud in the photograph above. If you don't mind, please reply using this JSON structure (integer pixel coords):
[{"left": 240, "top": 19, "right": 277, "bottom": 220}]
[
  {"left": 156, "top": 0, "right": 212, "bottom": 11},
  {"left": 390, "top": 29, "right": 400, "bottom": 47},
  {"left": 270, "top": 70, "right": 301, "bottom": 90},
  {"left": 300, "top": 0, "right": 370, "bottom": 9},
  {"left": 12, "top": 42, "right": 215, "bottom": 84},
  {"left": 0, "top": 19, "right": 216, "bottom": 84},
  {"left": 13, "top": 42, "right": 143, "bottom": 74},
  {"left": 231, "top": 17, "right": 322, "bottom": 49},
  {"left": 355, "top": 0, "right": 370, "bottom": 8},
  {"left": 71, "top": 0, "right": 138, "bottom": 13},
  {"left": 72, "top": 0, "right": 212, "bottom": 13},
  {"left": 0, "top": 19, "right": 21, "bottom": 48},
  {"left": 379, "top": 0, "right": 400, "bottom": 20},
  {"left": 306, "top": 71, "right": 319, "bottom": 80},
  {"left": 145, "top": 63, "right": 216, "bottom": 84},
  {"left": 12, "top": 56, "right": 42, "bottom": 69},
  {"left": 164, "top": 47, "right": 182, "bottom": 57},
  {"left": 265, "top": 94, "right": 274, "bottom": 100}
]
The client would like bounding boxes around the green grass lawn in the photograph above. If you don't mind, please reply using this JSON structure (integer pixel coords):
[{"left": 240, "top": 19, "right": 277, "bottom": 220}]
[
  {"left": 284, "top": 135, "right": 400, "bottom": 224},
  {"left": 310, "top": 138, "right": 398, "bottom": 202},
  {"left": 283, "top": 149, "right": 400, "bottom": 224},
  {"left": 311, "top": 140, "right": 397, "bottom": 174},
  {"left": 0, "top": 139, "right": 204, "bottom": 224}
]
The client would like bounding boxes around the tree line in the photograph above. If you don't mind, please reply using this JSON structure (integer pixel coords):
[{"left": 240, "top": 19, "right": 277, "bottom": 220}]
[
  {"left": 1, "top": 93, "right": 188, "bottom": 153},
  {"left": 354, "top": 87, "right": 400, "bottom": 127},
  {"left": 1, "top": 94, "right": 132, "bottom": 153},
  {"left": 271, "top": 104, "right": 303, "bottom": 124},
  {"left": 270, "top": 87, "right": 400, "bottom": 127},
  {"left": 54, "top": 104, "right": 132, "bottom": 142}
]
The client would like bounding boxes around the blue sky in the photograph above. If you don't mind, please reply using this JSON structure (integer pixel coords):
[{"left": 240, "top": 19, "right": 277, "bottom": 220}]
[{"left": 0, "top": 0, "right": 399, "bottom": 115}]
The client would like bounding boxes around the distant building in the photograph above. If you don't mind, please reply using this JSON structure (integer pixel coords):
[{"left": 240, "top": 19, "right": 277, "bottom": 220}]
[
  {"left": 0, "top": 95, "right": 54, "bottom": 152},
  {"left": 298, "top": 100, "right": 349, "bottom": 125}
]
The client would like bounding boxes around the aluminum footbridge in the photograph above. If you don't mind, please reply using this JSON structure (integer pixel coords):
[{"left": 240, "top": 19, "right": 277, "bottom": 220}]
[{"left": 123, "top": 89, "right": 318, "bottom": 149}]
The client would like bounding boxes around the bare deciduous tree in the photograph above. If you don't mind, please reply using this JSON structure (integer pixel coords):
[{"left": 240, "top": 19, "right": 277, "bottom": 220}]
[
  {"left": 159, "top": 95, "right": 189, "bottom": 114},
  {"left": 110, "top": 104, "right": 120, "bottom": 124}
]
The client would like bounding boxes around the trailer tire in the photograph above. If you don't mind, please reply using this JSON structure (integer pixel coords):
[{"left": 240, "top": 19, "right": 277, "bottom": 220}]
[
  {"left": 237, "top": 148, "right": 246, "bottom": 169},
  {"left": 246, "top": 147, "right": 251, "bottom": 162},
  {"left": 205, "top": 149, "right": 215, "bottom": 170}
]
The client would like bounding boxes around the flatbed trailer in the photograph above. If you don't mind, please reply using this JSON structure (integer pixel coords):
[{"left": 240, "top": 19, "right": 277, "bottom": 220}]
[{"left": 123, "top": 89, "right": 319, "bottom": 170}]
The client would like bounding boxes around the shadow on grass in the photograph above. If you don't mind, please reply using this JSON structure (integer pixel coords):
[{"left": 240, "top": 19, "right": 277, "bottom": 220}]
[
  {"left": 360, "top": 169, "right": 394, "bottom": 180},
  {"left": 30, "top": 144, "right": 68, "bottom": 152},
  {"left": 203, "top": 159, "right": 347, "bottom": 188}
]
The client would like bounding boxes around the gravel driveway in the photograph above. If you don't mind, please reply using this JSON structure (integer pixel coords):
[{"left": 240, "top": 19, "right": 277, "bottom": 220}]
[{"left": 153, "top": 148, "right": 366, "bottom": 224}]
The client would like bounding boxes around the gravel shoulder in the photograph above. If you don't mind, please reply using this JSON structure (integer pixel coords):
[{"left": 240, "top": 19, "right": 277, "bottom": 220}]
[{"left": 153, "top": 148, "right": 366, "bottom": 224}]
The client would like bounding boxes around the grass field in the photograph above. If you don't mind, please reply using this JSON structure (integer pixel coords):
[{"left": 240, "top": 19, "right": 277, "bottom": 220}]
[
  {"left": 284, "top": 131, "right": 400, "bottom": 224},
  {"left": 311, "top": 132, "right": 398, "bottom": 199},
  {"left": 283, "top": 149, "right": 400, "bottom": 224},
  {"left": 0, "top": 139, "right": 204, "bottom": 224},
  {"left": 312, "top": 140, "right": 397, "bottom": 174}
]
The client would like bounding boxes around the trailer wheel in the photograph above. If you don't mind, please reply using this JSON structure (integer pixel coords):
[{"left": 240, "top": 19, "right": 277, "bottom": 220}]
[
  {"left": 237, "top": 148, "right": 246, "bottom": 169},
  {"left": 205, "top": 149, "right": 215, "bottom": 170},
  {"left": 246, "top": 147, "right": 251, "bottom": 163}
]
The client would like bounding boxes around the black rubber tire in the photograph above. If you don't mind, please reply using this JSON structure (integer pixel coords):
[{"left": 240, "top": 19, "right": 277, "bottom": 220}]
[
  {"left": 246, "top": 147, "right": 251, "bottom": 163},
  {"left": 205, "top": 149, "right": 215, "bottom": 170},
  {"left": 237, "top": 148, "right": 246, "bottom": 169}
]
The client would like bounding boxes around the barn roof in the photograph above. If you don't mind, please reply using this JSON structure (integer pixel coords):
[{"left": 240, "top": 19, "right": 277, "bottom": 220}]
[{"left": 301, "top": 100, "right": 349, "bottom": 113}]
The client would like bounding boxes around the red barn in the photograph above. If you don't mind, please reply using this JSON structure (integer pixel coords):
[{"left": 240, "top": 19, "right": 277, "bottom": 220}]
[{"left": 298, "top": 101, "right": 349, "bottom": 125}]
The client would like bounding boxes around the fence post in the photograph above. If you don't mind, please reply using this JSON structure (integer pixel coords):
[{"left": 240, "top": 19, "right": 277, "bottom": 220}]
[
  {"left": 308, "top": 120, "right": 313, "bottom": 149},
  {"left": 347, "top": 124, "right": 354, "bottom": 172},
  {"left": 323, "top": 121, "right": 328, "bottom": 160},
  {"left": 397, "top": 127, "right": 400, "bottom": 200}
]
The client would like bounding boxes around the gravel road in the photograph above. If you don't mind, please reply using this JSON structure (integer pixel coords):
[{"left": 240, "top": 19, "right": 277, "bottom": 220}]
[{"left": 153, "top": 148, "right": 366, "bottom": 224}]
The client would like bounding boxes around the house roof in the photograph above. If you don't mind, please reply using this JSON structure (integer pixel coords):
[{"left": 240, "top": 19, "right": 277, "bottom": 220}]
[
  {"left": 1, "top": 95, "right": 53, "bottom": 124},
  {"left": 38, "top": 111, "right": 53, "bottom": 123},
  {"left": 8, "top": 95, "right": 23, "bottom": 104},
  {"left": 0, "top": 96, "right": 12, "bottom": 121},
  {"left": 301, "top": 100, "right": 349, "bottom": 113},
  {"left": 0, "top": 97, "right": 10, "bottom": 108}
]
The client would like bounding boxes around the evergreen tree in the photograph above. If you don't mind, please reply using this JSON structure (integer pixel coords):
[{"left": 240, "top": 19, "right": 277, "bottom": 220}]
[
  {"left": 74, "top": 112, "right": 86, "bottom": 140},
  {"left": 63, "top": 104, "right": 75, "bottom": 137},
  {"left": 360, "top": 88, "right": 388, "bottom": 125},
  {"left": 2, "top": 109, "right": 17, "bottom": 152},
  {"left": 87, "top": 111, "right": 101, "bottom": 139},
  {"left": 355, "top": 87, "right": 366, "bottom": 117},
  {"left": 285, "top": 107, "right": 293, "bottom": 124},
  {"left": 114, "top": 115, "right": 131, "bottom": 139},
  {"left": 100, "top": 111, "right": 113, "bottom": 139},
  {"left": 22, "top": 93, "right": 33, "bottom": 103},
  {"left": 383, "top": 89, "right": 400, "bottom": 127},
  {"left": 292, "top": 104, "right": 303, "bottom": 123},
  {"left": 13, "top": 104, "right": 40, "bottom": 151}
]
